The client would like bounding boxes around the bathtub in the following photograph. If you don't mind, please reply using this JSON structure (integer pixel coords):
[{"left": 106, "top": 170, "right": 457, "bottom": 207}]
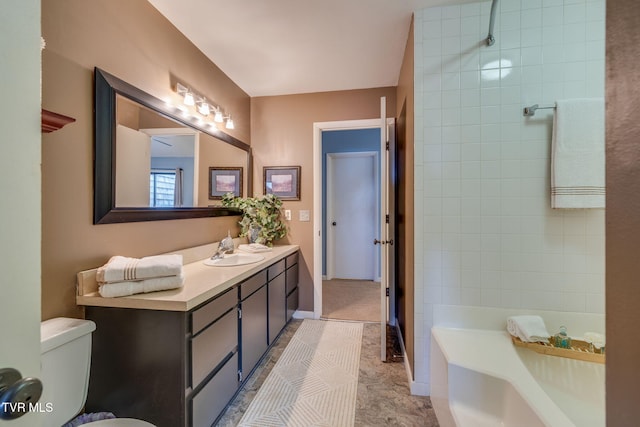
[{"left": 430, "top": 327, "right": 605, "bottom": 427}]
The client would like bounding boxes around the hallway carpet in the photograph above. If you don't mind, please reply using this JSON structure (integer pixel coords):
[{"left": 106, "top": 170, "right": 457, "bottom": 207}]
[
  {"left": 237, "top": 319, "right": 363, "bottom": 426},
  {"left": 322, "top": 279, "right": 380, "bottom": 322}
]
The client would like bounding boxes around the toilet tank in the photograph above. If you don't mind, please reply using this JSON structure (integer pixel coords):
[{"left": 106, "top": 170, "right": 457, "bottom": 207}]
[{"left": 40, "top": 317, "right": 96, "bottom": 427}]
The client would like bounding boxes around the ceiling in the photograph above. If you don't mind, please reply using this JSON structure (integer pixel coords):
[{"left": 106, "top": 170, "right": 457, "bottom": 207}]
[{"left": 148, "top": 0, "right": 459, "bottom": 97}]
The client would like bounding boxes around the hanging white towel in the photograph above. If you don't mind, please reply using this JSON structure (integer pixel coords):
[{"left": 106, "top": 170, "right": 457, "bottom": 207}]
[{"left": 551, "top": 98, "right": 605, "bottom": 208}]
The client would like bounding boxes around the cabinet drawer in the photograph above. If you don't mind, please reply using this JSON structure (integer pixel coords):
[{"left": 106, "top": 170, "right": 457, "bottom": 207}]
[
  {"left": 287, "top": 287, "right": 299, "bottom": 322},
  {"left": 191, "top": 352, "right": 238, "bottom": 427},
  {"left": 286, "top": 252, "right": 298, "bottom": 268},
  {"left": 267, "top": 259, "right": 286, "bottom": 281},
  {"left": 286, "top": 263, "right": 299, "bottom": 295},
  {"left": 191, "top": 309, "right": 237, "bottom": 387},
  {"left": 192, "top": 288, "right": 237, "bottom": 335},
  {"left": 240, "top": 270, "right": 267, "bottom": 300}
]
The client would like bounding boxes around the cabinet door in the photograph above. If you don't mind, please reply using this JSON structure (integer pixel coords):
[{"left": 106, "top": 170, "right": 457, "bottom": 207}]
[
  {"left": 287, "top": 287, "right": 299, "bottom": 322},
  {"left": 241, "top": 285, "right": 268, "bottom": 378},
  {"left": 268, "top": 272, "right": 287, "bottom": 344},
  {"left": 285, "top": 263, "right": 299, "bottom": 295}
]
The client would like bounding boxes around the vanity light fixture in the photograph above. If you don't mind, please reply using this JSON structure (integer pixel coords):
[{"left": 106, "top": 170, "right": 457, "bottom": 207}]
[{"left": 175, "top": 81, "right": 235, "bottom": 129}]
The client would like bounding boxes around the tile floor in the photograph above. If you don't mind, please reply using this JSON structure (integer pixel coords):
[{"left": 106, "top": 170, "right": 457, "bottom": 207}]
[{"left": 217, "top": 319, "right": 439, "bottom": 426}]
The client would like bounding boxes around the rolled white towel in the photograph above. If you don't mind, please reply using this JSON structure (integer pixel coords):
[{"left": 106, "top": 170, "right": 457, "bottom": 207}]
[
  {"left": 506, "top": 315, "right": 550, "bottom": 343},
  {"left": 98, "top": 273, "right": 185, "bottom": 298},
  {"left": 96, "top": 254, "right": 183, "bottom": 283}
]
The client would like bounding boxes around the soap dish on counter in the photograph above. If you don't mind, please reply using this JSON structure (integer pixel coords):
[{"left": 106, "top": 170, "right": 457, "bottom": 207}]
[{"left": 511, "top": 336, "right": 605, "bottom": 364}]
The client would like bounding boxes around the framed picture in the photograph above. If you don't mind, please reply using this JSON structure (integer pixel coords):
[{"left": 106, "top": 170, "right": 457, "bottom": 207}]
[
  {"left": 264, "top": 166, "right": 301, "bottom": 200},
  {"left": 209, "top": 167, "right": 243, "bottom": 200}
]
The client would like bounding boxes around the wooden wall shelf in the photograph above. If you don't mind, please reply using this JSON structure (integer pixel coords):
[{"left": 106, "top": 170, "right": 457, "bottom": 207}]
[{"left": 42, "top": 109, "right": 75, "bottom": 133}]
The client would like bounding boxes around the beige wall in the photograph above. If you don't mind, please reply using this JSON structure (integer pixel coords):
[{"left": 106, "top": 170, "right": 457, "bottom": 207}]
[
  {"left": 41, "top": 0, "right": 248, "bottom": 320},
  {"left": 251, "top": 89, "right": 396, "bottom": 311},
  {"left": 395, "top": 17, "right": 415, "bottom": 377},
  {"left": 606, "top": 1, "right": 640, "bottom": 424}
]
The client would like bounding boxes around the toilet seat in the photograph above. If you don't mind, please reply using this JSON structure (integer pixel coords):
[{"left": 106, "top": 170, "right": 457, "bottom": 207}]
[{"left": 86, "top": 419, "right": 155, "bottom": 427}]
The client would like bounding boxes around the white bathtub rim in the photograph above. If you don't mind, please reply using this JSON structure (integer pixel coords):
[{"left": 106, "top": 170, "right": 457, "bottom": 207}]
[{"left": 431, "top": 327, "right": 577, "bottom": 427}]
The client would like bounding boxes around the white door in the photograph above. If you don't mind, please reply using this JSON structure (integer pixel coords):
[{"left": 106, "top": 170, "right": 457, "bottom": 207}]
[
  {"left": 116, "top": 125, "right": 151, "bottom": 207},
  {"left": 327, "top": 152, "right": 378, "bottom": 280},
  {"left": 378, "top": 97, "right": 390, "bottom": 361},
  {"left": 0, "top": 2, "right": 44, "bottom": 425}
]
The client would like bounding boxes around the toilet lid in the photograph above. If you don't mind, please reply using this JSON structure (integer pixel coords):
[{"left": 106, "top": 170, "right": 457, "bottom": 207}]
[{"left": 86, "top": 419, "right": 155, "bottom": 427}]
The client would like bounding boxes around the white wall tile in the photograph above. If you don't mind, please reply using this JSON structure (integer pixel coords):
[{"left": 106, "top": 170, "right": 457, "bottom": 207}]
[{"left": 414, "top": 0, "right": 605, "bottom": 390}]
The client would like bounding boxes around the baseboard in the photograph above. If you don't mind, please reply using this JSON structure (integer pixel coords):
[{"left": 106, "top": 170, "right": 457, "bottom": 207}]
[
  {"left": 394, "top": 321, "right": 429, "bottom": 397},
  {"left": 292, "top": 310, "right": 314, "bottom": 319},
  {"left": 410, "top": 381, "right": 430, "bottom": 396}
]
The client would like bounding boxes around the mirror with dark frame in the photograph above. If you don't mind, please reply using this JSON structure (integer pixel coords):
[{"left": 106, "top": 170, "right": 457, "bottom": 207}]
[{"left": 94, "top": 67, "right": 252, "bottom": 224}]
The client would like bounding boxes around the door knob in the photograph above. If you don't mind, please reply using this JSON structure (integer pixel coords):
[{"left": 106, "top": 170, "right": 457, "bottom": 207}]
[
  {"left": 0, "top": 368, "right": 43, "bottom": 420},
  {"left": 332, "top": 221, "right": 337, "bottom": 226}
]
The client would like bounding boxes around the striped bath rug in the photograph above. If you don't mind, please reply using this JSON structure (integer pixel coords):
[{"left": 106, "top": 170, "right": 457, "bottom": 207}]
[{"left": 238, "top": 319, "right": 363, "bottom": 427}]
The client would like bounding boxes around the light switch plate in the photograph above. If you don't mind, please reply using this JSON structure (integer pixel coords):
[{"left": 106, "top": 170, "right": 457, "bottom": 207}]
[
  {"left": 284, "top": 209, "right": 292, "bottom": 221},
  {"left": 299, "top": 210, "right": 310, "bottom": 222}
]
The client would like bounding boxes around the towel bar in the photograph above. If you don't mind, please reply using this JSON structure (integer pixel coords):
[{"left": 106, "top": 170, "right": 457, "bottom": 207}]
[{"left": 523, "top": 104, "right": 556, "bottom": 117}]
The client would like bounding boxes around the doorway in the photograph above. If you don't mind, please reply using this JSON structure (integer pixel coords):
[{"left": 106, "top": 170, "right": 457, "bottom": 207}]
[
  {"left": 317, "top": 126, "right": 382, "bottom": 322},
  {"left": 313, "top": 106, "right": 395, "bottom": 360}
]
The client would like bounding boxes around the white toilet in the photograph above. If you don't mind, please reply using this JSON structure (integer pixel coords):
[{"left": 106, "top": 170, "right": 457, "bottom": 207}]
[{"left": 40, "top": 317, "right": 154, "bottom": 427}]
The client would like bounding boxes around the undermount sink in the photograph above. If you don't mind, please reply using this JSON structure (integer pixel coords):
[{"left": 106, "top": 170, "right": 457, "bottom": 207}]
[{"left": 203, "top": 252, "right": 265, "bottom": 267}]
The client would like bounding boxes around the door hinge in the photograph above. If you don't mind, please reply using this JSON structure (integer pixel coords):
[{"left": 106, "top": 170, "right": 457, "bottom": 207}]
[
  {"left": 386, "top": 288, "right": 390, "bottom": 297},
  {"left": 238, "top": 308, "right": 242, "bottom": 319},
  {"left": 238, "top": 370, "right": 243, "bottom": 382},
  {"left": 386, "top": 141, "right": 390, "bottom": 151},
  {"left": 385, "top": 214, "right": 390, "bottom": 224}
]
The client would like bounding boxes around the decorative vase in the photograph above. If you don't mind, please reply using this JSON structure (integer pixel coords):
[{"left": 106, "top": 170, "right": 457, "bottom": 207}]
[{"left": 248, "top": 224, "right": 262, "bottom": 244}]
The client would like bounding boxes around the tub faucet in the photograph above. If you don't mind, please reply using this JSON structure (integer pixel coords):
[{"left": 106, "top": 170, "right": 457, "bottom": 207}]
[{"left": 211, "top": 231, "right": 235, "bottom": 260}]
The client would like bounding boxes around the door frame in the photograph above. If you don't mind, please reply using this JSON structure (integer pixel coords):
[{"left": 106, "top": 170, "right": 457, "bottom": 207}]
[
  {"left": 325, "top": 151, "right": 380, "bottom": 281},
  {"left": 312, "top": 118, "right": 394, "bottom": 320}
]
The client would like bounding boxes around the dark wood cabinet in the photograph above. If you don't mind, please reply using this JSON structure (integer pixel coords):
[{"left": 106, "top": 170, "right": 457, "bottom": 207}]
[{"left": 84, "top": 251, "right": 299, "bottom": 427}]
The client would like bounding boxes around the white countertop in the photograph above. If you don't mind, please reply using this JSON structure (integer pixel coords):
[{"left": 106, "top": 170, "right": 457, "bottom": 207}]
[{"left": 76, "top": 244, "right": 299, "bottom": 312}]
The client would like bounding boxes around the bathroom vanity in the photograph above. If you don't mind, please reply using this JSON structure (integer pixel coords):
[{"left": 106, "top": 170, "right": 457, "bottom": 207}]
[{"left": 76, "top": 244, "right": 299, "bottom": 427}]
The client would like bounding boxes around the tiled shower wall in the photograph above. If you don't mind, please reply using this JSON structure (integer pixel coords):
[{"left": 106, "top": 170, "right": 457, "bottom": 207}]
[{"left": 413, "top": 0, "right": 605, "bottom": 393}]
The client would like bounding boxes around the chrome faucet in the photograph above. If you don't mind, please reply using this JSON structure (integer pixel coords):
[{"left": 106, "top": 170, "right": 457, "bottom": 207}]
[{"left": 211, "top": 231, "right": 235, "bottom": 260}]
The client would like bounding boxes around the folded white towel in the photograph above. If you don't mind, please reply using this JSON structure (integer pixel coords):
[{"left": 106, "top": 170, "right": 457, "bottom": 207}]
[
  {"left": 551, "top": 98, "right": 605, "bottom": 209},
  {"left": 98, "top": 273, "right": 185, "bottom": 298},
  {"left": 96, "top": 254, "right": 183, "bottom": 283},
  {"left": 238, "top": 243, "right": 272, "bottom": 253},
  {"left": 506, "top": 315, "right": 550, "bottom": 343}
]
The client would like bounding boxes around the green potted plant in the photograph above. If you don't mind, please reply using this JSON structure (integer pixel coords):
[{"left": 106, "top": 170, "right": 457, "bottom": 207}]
[{"left": 221, "top": 193, "right": 288, "bottom": 246}]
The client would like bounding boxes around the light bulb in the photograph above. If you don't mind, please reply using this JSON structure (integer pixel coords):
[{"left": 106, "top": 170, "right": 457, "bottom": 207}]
[
  {"left": 214, "top": 110, "right": 223, "bottom": 123},
  {"left": 225, "top": 116, "right": 234, "bottom": 130},
  {"left": 197, "top": 101, "right": 210, "bottom": 116},
  {"left": 183, "top": 91, "right": 195, "bottom": 106}
]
